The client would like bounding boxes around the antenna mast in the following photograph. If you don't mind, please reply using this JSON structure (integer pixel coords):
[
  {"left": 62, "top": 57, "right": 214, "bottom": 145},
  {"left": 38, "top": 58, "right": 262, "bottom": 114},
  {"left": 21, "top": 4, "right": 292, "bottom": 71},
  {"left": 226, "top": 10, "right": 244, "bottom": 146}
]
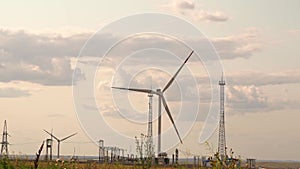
[
  {"left": 218, "top": 73, "right": 226, "bottom": 160},
  {"left": 1, "top": 120, "right": 9, "bottom": 156}
]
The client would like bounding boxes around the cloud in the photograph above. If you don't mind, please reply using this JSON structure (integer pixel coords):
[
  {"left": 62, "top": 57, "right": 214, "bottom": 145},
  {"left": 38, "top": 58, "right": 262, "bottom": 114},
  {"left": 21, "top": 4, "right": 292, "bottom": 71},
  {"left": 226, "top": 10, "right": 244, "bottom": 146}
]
[
  {"left": 195, "top": 70, "right": 300, "bottom": 87},
  {"left": 0, "top": 29, "right": 89, "bottom": 59},
  {"left": 227, "top": 85, "right": 268, "bottom": 112},
  {"left": 226, "top": 70, "right": 300, "bottom": 86},
  {"left": 193, "top": 10, "right": 229, "bottom": 22},
  {"left": 0, "top": 87, "right": 31, "bottom": 98},
  {"left": 174, "top": 0, "right": 195, "bottom": 10},
  {"left": 0, "top": 57, "right": 75, "bottom": 85},
  {"left": 162, "top": 0, "right": 229, "bottom": 22},
  {"left": 193, "top": 70, "right": 300, "bottom": 114},
  {"left": 0, "top": 81, "right": 40, "bottom": 98},
  {"left": 98, "top": 55, "right": 300, "bottom": 118},
  {"left": 0, "top": 29, "right": 93, "bottom": 85},
  {"left": 0, "top": 27, "right": 264, "bottom": 86},
  {"left": 212, "top": 28, "right": 263, "bottom": 59},
  {"left": 226, "top": 85, "right": 300, "bottom": 114}
]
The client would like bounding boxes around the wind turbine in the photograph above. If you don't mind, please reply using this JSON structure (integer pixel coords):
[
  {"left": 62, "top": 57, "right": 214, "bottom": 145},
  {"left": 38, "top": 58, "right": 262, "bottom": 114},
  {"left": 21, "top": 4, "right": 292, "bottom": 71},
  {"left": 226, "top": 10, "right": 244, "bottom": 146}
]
[
  {"left": 44, "top": 129, "right": 77, "bottom": 159},
  {"left": 112, "top": 50, "right": 194, "bottom": 153}
]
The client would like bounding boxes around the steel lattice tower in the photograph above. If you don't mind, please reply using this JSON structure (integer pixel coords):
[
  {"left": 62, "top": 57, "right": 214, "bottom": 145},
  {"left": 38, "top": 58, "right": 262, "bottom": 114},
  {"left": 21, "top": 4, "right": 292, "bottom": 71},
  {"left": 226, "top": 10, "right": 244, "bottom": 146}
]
[
  {"left": 146, "top": 93, "right": 154, "bottom": 157},
  {"left": 218, "top": 74, "right": 226, "bottom": 160},
  {"left": 1, "top": 120, "right": 9, "bottom": 156}
]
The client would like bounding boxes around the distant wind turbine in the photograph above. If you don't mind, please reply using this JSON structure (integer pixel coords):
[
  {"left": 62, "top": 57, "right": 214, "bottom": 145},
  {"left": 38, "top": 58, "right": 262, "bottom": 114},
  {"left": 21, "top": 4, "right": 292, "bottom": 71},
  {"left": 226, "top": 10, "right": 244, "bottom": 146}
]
[
  {"left": 44, "top": 129, "right": 77, "bottom": 159},
  {"left": 112, "top": 50, "right": 194, "bottom": 153}
]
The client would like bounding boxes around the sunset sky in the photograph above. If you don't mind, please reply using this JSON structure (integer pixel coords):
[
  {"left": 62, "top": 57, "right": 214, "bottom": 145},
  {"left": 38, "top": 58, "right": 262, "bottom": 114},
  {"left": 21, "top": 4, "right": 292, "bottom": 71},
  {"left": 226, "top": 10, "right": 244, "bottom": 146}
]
[{"left": 0, "top": 0, "right": 299, "bottom": 160}]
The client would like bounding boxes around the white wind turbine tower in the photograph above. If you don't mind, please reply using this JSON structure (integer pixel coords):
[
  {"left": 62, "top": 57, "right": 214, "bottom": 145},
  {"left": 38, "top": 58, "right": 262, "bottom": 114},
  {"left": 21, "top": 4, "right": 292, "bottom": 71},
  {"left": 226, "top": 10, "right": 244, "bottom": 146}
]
[{"left": 112, "top": 50, "right": 194, "bottom": 154}]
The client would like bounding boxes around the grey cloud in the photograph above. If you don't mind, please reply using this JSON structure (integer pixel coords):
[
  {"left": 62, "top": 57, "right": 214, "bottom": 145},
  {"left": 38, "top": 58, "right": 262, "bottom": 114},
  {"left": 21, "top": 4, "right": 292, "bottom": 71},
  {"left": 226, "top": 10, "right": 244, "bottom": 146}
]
[
  {"left": 175, "top": 0, "right": 195, "bottom": 10},
  {"left": 0, "top": 28, "right": 265, "bottom": 86},
  {"left": 0, "top": 29, "right": 120, "bottom": 86},
  {"left": 194, "top": 70, "right": 300, "bottom": 114},
  {"left": 0, "top": 57, "right": 74, "bottom": 85},
  {"left": 0, "top": 29, "right": 88, "bottom": 60},
  {"left": 226, "top": 85, "right": 268, "bottom": 113},
  {"left": 226, "top": 85, "right": 300, "bottom": 114}
]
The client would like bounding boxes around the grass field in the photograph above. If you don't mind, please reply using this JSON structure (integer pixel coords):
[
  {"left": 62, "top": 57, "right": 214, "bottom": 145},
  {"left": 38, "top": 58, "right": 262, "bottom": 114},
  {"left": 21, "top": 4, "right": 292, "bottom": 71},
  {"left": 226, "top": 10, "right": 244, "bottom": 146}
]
[
  {"left": 0, "top": 159, "right": 193, "bottom": 169},
  {"left": 1, "top": 157, "right": 300, "bottom": 169},
  {"left": 0, "top": 157, "right": 220, "bottom": 169}
]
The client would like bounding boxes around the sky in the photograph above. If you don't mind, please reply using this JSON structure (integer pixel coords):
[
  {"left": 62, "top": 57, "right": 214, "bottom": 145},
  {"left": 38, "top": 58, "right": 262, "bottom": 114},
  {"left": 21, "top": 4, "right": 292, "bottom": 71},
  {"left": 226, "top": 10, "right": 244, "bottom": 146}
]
[{"left": 0, "top": 0, "right": 300, "bottom": 161}]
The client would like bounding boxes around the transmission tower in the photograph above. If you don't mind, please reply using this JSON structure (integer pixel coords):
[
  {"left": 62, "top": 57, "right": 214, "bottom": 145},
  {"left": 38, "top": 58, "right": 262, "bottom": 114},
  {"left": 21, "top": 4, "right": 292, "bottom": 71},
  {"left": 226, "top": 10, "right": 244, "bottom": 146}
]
[
  {"left": 146, "top": 93, "right": 154, "bottom": 157},
  {"left": 1, "top": 120, "right": 9, "bottom": 156},
  {"left": 218, "top": 74, "right": 226, "bottom": 160}
]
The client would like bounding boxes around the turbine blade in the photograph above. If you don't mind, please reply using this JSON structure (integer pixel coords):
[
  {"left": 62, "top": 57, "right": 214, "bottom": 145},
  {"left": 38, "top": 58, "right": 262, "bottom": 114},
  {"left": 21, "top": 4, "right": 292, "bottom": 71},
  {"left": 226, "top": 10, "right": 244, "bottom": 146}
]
[
  {"left": 61, "top": 133, "right": 77, "bottom": 142},
  {"left": 112, "top": 87, "right": 153, "bottom": 94},
  {"left": 161, "top": 96, "right": 183, "bottom": 144},
  {"left": 163, "top": 50, "right": 194, "bottom": 92},
  {"left": 43, "top": 129, "right": 59, "bottom": 141}
]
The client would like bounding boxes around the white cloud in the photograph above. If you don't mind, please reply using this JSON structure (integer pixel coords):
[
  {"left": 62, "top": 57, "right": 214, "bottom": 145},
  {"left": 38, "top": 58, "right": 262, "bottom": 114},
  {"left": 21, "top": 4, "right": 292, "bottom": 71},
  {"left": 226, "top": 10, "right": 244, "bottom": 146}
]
[
  {"left": 193, "top": 10, "right": 229, "bottom": 22},
  {"left": 0, "top": 87, "right": 31, "bottom": 98},
  {"left": 0, "top": 81, "right": 40, "bottom": 98},
  {"left": 162, "top": 0, "right": 229, "bottom": 22}
]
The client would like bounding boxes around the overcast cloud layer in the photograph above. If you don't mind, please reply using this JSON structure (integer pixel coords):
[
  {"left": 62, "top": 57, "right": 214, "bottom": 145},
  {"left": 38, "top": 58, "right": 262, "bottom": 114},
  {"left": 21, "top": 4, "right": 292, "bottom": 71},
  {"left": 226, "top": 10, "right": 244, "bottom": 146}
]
[{"left": 0, "top": 28, "right": 263, "bottom": 86}]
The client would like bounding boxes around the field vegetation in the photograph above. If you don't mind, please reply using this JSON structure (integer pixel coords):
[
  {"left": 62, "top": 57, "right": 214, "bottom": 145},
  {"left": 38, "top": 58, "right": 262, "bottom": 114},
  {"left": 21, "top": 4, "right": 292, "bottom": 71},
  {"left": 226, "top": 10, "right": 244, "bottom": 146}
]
[{"left": 0, "top": 154, "right": 241, "bottom": 169}]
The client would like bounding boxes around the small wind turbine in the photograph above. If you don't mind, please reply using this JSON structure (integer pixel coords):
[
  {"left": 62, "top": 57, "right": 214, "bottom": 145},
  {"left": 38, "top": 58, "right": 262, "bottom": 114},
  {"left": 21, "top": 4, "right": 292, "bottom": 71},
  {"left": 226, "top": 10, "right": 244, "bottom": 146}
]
[
  {"left": 112, "top": 50, "right": 194, "bottom": 153},
  {"left": 44, "top": 129, "right": 77, "bottom": 159}
]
